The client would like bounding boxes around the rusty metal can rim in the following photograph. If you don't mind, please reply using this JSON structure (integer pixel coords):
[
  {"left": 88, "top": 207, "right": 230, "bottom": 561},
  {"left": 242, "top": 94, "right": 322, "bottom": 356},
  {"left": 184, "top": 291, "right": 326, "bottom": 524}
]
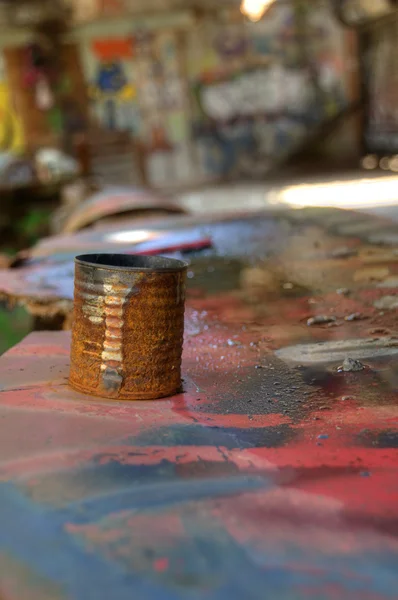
[{"left": 75, "top": 253, "right": 187, "bottom": 273}]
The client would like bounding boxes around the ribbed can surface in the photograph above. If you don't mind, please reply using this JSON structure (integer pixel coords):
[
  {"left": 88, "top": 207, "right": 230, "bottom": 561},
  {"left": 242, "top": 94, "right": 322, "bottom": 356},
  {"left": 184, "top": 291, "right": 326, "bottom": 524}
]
[{"left": 69, "top": 254, "right": 187, "bottom": 400}]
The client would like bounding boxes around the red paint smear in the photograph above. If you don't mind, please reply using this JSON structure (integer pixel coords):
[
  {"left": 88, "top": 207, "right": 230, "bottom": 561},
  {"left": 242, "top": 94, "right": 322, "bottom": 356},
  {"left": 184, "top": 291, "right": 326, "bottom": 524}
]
[{"left": 153, "top": 557, "right": 169, "bottom": 573}]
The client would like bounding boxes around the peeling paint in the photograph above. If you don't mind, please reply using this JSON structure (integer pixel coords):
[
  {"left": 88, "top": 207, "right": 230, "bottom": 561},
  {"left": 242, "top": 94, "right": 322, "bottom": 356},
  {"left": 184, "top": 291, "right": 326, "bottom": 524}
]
[{"left": 81, "top": 292, "right": 105, "bottom": 324}]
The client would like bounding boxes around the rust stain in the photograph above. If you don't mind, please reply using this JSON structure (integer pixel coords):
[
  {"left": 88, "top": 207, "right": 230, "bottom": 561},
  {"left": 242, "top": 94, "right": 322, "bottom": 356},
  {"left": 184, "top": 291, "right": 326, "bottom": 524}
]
[{"left": 69, "top": 254, "right": 187, "bottom": 400}]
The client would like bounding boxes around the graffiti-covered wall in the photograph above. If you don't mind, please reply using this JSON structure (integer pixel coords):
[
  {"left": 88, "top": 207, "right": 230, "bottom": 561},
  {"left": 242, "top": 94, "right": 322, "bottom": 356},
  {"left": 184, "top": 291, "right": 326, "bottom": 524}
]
[
  {"left": 78, "top": 0, "right": 353, "bottom": 187},
  {"left": 189, "top": 0, "right": 351, "bottom": 178}
]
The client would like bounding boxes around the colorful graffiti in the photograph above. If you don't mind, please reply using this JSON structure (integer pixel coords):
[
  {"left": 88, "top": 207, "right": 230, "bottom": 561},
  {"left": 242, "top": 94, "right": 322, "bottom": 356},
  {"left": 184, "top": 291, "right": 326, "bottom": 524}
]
[
  {"left": 84, "top": 28, "right": 192, "bottom": 185},
  {"left": 89, "top": 37, "right": 138, "bottom": 131},
  {"left": 198, "top": 67, "right": 311, "bottom": 120},
  {"left": 80, "top": 0, "right": 350, "bottom": 184},
  {"left": 191, "top": 0, "right": 349, "bottom": 178}
]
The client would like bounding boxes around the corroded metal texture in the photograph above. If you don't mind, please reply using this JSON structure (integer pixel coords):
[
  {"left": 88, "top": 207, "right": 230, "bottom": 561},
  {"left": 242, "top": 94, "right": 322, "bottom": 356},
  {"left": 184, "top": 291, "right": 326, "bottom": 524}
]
[{"left": 69, "top": 254, "right": 187, "bottom": 400}]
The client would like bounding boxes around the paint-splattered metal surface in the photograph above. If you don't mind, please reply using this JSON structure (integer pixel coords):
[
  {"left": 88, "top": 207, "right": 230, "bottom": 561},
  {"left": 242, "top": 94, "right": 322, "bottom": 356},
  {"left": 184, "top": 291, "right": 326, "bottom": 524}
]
[{"left": 0, "top": 207, "right": 398, "bottom": 599}]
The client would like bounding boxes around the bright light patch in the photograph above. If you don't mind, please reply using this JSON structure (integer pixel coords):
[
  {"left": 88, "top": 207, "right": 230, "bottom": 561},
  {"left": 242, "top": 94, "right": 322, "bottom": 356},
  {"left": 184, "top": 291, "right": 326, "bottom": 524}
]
[
  {"left": 361, "top": 155, "right": 378, "bottom": 170},
  {"left": 240, "top": 0, "right": 275, "bottom": 22},
  {"left": 107, "top": 230, "right": 154, "bottom": 244},
  {"left": 269, "top": 176, "right": 398, "bottom": 209}
]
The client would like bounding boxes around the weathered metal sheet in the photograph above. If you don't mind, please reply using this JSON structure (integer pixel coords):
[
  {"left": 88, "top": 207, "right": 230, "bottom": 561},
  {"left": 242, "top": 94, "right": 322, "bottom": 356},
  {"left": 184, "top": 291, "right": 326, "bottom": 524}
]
[
  {"left": 0, "top": 228, "right": 211, "bottom": 317},
  {"left": 60, "top": 188, "right": 187, "bottom": 234},
  {"left": 0, "top": 206, "right": 397, "bottom": 598}
]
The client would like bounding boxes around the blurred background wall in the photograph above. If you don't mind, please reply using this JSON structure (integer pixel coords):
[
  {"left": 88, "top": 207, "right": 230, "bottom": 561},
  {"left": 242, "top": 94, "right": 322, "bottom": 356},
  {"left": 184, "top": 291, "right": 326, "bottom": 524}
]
[{"left": 0, "top": 0, "right": 366, "bottom": 188}]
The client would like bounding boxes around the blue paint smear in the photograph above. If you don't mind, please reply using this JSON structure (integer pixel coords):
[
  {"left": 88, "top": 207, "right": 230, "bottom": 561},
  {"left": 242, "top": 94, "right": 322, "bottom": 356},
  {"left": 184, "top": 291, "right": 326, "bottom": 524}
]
[{"left": 0, "top": 481, "right": 398, "bottom": 599}]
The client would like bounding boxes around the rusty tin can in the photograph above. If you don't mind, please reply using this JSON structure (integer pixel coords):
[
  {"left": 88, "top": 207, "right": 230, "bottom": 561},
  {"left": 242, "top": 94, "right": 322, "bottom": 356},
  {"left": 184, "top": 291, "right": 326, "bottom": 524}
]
[{"left": 69, "top": 254, "right": 187, "bottom": 400}]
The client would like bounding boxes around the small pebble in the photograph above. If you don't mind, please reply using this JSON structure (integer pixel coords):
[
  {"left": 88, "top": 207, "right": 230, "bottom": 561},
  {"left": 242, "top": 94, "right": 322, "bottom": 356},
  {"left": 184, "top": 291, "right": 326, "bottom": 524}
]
[
  {"left": 307, "top": 315, "right": 337, "bottom": 327},
  {"left": 345, "top": 313, "right": 363, "bottom": 322},
  {"left": 338, "top": 358, "right": 365, "bottom": 373},
  {"left": 337, "top": 288, "right": 350, "bottom": 296}
]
